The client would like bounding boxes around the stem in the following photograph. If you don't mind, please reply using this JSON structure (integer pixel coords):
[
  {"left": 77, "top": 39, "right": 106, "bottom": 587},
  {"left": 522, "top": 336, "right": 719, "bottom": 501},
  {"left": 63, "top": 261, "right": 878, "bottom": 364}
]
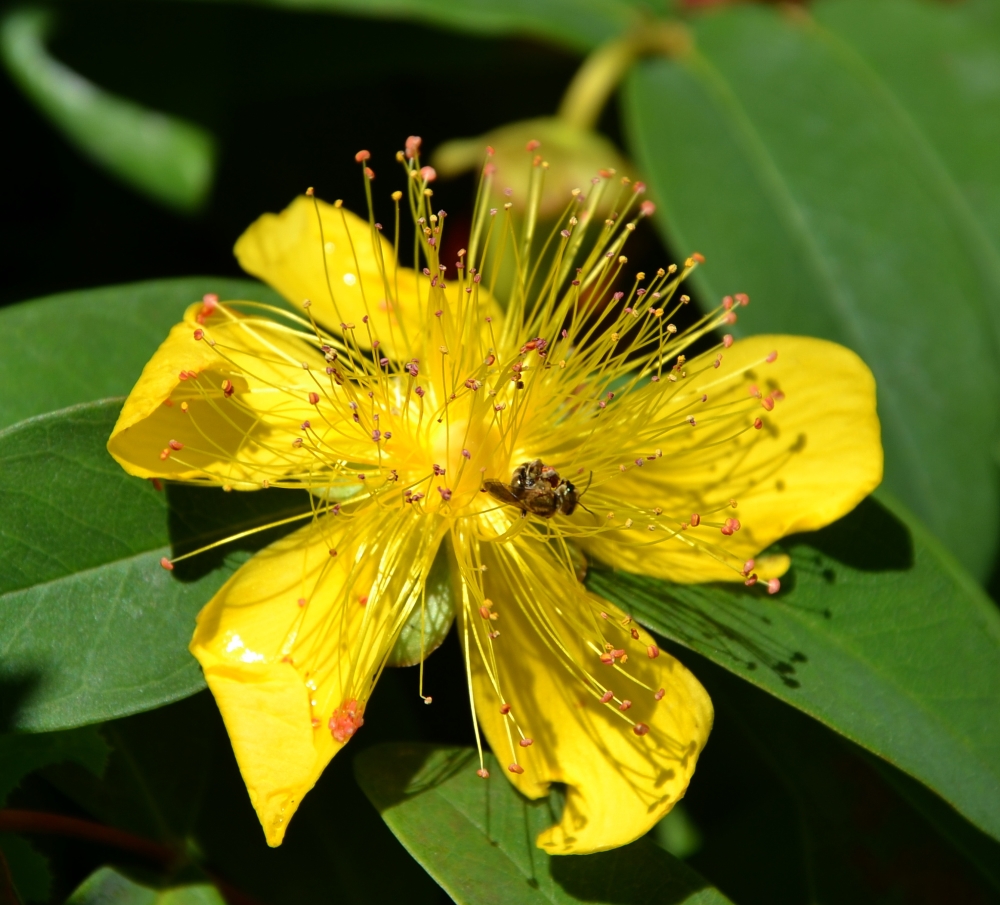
[
  {"left": 0, "top": 809, "right": 262, "bottom": 905},
  {"left": 557, "top": 22, "right": 692, "bottom": 132}
]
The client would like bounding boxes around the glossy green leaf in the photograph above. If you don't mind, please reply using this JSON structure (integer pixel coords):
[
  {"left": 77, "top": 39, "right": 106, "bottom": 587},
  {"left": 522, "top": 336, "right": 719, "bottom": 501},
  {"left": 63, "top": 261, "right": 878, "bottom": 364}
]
[
  {"left": 355, "top": 743, "right": 734, "bottom": 905},
  {"left": 185, "top": 0, "right": 636, "bottom": 53},
  {"left": 588, "top": 494, "right": 1000, "bottom": 843},
  {"left": 679, "top": 650, "right": 1000, "bottom": 901},
  {"left": 0, "top": 9, "right": 215, "bottom": 213},
  {"left": 67, "top": 868, "right": 224, "bottom": 905},
  {"left": 0, "top": 277, "right": 283, "bottom": 432},
  {"left": 623, "top": 3, "right": 1000, "bottom": 578},
  {"left": 0, "top": 400, "right": 310, "bottom": 731}
]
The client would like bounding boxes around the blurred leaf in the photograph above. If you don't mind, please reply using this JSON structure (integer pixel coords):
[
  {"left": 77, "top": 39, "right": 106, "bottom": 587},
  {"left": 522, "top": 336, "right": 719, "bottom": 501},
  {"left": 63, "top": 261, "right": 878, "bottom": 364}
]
[
  {"left": 0, "top": 277, "right": 283, "bottom": 432},
  {"left": 0, "top": 834, "right": 49, "bottom": 904},
  {"left": 0, "top": 400, "right": 310, "bottom": 731},
  {"left": 0, "top": 727, "right": 106, "bottom": 904},
  {"left": 355, "top": 742, "right": 734, "bottom": 905},
  {"left": 0, "top": 8, "right": 215, "bottom": 212},
  {"left": 0, "top": 726, "right": 107, "bottom": 802},
  {"left": 624, "top": 3, "right": 1000, "bottom": 578},
  {"left": 815, "top": 0, "right": 1000, "bottom": 268},
  {"left": 589, "top": 494, "right": 1000, "bottom": 844},
  {"left": 66, "top": 867, "right": 224, "bottom": 905},
  {"left": 185, "top": 0, "right": 638, "bottom": 53},
  {"left": 652, "top": 804, "right": 702, "bottom": 861}
]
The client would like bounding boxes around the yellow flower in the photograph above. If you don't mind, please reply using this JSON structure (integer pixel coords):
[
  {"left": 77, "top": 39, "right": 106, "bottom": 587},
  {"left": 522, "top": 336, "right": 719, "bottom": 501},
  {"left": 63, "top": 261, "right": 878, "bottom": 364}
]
[{"left": 107, "top": 145, "right": 882, "bottom": 854}]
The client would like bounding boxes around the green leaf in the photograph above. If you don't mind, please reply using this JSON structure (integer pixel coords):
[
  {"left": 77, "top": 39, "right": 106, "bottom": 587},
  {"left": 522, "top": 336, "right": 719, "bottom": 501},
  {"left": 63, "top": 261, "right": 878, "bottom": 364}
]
[
  {"left": 588, "top": 495, "right": 1000, "bottom": 844},
  {"left": 680, "top": 650, "right": 1000, "bottom": 901},
  {"left": 48, "top": 692, "right": 445, "bottom": 905},
  {"left": 386, "top": 542, "right": 456, "bottom": 668},
  {"left": 355, "top": 743, "right": 734, "bottom": 905},
  {"left": 183, "top": 0, "right": 637, "bottom": 53},
  {"left": 0, "top": 9, "right": 215, "bottom": 213},
  {"left": 66, "top": 868, "right": 224, "bottom": 905},
  {"left": 623, "top": 3, "right": 1000, "bottom": 578},
  {"left": 0, "top": 834, "right": 49, "bottom": 904},
  {"left": 0, "top": 399, "right": 311, "bottom": 731},
  {"left": 0, "top": 726, "right": 108, "bottom": 803},
  {"left": 0, "top": 726, "right": 107, "bottom": 904},
  {"left": 814, "top": 0, "right": 1000, "bottom": 275},
  {"left": 0, "top": 277, "right": 284, "bottom": 432}
]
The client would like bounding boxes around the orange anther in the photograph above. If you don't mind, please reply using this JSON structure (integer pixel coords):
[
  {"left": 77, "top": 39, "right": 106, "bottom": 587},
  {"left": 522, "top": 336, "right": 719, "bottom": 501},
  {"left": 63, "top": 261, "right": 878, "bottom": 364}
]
[
  {"left": 692, "top": 252, "right": 705, "bottom": 264},
  {"left": 308, "top": 391, "right": 320, "bottom": 405},
  {"left": 168, "top": 439, "right": 184, "bottom": 451},
  {"left": 647, "top": 645, "right": 660, "bottom": 659},
  {"left": 479, "top": 605, "right": 492, "bottom": 619},
  {"left": 354, "top": 149, "right": 371, "bottom": 162},
  {"left": 298, "top": 598, "right": 307, "bottom": 607},
  {"left": 690, "top": 513, "right": 701, "bottom": 527},
  {"left": 754, "top": 417, "right": 763, "bottom": 430},
  {"left": 476, "top": 768, "right": 490, "bottom": 778},
  {"left": 768, "top": 578, "right": 781, "bottom": 595},
  {"left": 159, "top": 557, "right": 174, "bottom": 571},
  {"left": 508, "top": 763, "right": 524, "bottom": 774},
  {"left": 654, "top": 688, "right": 665, "bottom": 701},
  {"left": 633, "top": 723, "right": 650, "bottom": 736},
  {"left": 499, "top": 703, "right": 511, "bottom": 715},
  {"left": 618, "top": 700, "right": 632, "bottom": 711},
  {"left": 222, "top": 379, "right": 234, "bottom": 398},
  {"left": 600, "top": 690, "right": 614, "bottom": 704},
  {"left": 519, "top": 738, "right": 533, "bottom": 747},
  {"left": 525, "top": 139, "right": 541, "bottom": 151}
]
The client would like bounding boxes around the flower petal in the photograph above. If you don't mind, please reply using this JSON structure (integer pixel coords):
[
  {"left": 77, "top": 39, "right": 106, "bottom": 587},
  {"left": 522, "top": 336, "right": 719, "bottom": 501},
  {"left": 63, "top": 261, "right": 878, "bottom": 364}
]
[
  {"left": 190, "top": 503, "right": 444, "bottom": 845},
  {"left": 455, "top": 527, "right": 713, "bottom": 854},
  {"left": 234, "top": 195, "right": 421, "bottom": 356},
  {"left": 578, "top": 335, "right": 882, "bottom": 582},
  {"left": 108, "top": 301, "right": 371, "bottom": 484}
]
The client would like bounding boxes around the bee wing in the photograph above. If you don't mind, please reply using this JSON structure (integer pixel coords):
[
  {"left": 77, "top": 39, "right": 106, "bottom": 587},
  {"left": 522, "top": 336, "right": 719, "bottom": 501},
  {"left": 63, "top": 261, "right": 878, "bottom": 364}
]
[{"left": 484, "top": 480, "right": 522, "bottom": 508}]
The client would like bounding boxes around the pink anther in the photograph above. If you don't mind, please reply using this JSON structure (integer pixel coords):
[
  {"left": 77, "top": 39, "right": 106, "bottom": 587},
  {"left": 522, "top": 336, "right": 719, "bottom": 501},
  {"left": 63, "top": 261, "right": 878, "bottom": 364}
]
[{"left": 329, "top": 699, "right": 365, "bottom": 743}]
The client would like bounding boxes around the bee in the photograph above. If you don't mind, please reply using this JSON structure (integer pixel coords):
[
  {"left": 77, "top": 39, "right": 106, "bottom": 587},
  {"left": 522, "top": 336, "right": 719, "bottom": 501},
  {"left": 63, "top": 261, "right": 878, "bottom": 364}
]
[{"left": 483, "top": 458, "right": 582, "bottom": 518}]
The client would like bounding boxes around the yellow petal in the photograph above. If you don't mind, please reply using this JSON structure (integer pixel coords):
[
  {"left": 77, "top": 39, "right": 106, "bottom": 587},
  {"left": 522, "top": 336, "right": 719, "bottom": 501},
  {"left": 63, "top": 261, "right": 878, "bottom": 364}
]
[
  {"left": 455, "top": 527, "right": 713, "bottom": 854},
  {"left": 234, "top": 195, "right": 421, "bottom": 356},
  {"left": 191, "top": 503, "right": 444, "bottom": 845},
  {"left": 578, "top": 335, "right": 882, "bottom": 582},
  {"left": 107, "top": 301, "right": 370, "bottom": 484}
]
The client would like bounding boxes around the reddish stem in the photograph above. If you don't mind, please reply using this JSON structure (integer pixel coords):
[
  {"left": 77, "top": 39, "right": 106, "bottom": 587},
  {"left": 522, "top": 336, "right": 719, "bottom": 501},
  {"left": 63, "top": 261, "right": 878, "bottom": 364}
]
[{"left": 0, "top": 809, "right": 262, "bottom": 905}]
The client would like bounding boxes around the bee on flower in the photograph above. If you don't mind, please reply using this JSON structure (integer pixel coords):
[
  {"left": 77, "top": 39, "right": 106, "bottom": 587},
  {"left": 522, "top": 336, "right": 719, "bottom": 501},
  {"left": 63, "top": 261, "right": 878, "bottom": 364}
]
[{"left": 107, "top": 136, "right": 882, "bottom": 853}]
